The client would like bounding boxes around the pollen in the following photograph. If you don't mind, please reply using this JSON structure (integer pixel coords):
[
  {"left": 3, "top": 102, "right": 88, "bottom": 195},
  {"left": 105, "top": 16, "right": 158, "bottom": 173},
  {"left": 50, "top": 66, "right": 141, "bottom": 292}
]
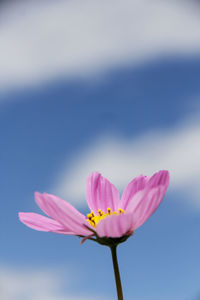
[
  {"left": 86, "top": 207, "right": 125, "bottom": 228},
  {"left": 107, "top": 207, "right": 111, "bottom": 214}
]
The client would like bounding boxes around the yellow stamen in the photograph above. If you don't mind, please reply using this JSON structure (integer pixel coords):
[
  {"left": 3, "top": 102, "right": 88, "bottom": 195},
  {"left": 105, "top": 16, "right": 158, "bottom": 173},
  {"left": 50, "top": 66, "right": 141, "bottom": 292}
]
[
  {"left": 98, "top": 209, "right": 104, "bottom": 216},
  {"left": 107, "top": 208, "right": 111, "bottom": 214},
  {"left": 86, "top": 207, "right": 125, "bottom": 228}
]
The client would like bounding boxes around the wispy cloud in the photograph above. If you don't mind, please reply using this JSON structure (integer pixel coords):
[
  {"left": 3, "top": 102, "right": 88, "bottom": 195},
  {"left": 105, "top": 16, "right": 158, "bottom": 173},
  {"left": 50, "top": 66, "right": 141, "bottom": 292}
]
[
  {"left": 54, "top": 114, "right": 200, "bottom": 210},
  {"left": 0, "top": 265, "right": 106, "bottom": 300},
  {"left": 1, "top": 0, "right": 200, "bottom": 90}
]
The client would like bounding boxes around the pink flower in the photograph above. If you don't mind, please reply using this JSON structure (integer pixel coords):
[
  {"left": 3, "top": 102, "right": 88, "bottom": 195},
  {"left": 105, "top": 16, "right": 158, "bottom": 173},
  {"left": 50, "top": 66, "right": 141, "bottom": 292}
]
[{"left": 19, "top": 170, "right": 169, "bottom": 245}]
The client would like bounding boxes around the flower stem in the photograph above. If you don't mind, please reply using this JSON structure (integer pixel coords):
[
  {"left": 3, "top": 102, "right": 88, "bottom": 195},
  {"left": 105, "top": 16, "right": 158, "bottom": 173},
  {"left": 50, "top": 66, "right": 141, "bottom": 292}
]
[{"left": 110, "top": 245, "right": 124, "bottom": 300}]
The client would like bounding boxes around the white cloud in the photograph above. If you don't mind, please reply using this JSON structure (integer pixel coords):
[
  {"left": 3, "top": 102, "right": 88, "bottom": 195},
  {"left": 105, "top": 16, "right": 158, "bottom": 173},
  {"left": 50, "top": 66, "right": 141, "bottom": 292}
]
[
  {"left": 0, "top": 265, "right": 105, "bottom": 300},
  {"left": 1, "top": 0, "right": 200, "bottom": 90},
  {"left": 53, "top": 116, "right": 200, "bottom": 210}
]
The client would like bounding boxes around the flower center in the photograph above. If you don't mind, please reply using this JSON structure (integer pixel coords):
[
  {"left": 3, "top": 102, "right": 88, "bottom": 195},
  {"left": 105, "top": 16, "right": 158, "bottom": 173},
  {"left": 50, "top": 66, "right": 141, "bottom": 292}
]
[{"left": 86, "top": 208, "right": 125, "bottom": 228}]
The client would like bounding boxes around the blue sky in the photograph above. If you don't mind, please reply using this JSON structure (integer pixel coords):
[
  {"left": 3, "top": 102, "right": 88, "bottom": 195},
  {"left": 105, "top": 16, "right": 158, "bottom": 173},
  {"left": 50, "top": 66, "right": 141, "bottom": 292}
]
[{"left": 1, "top": 1, "right": 200, "bottom": 300}]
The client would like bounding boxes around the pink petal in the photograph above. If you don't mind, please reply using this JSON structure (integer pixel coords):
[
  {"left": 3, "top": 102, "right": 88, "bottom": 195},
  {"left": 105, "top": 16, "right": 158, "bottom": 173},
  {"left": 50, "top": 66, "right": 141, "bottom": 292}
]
[
  {"left": 148, "top": 170, "right": 169, "bottom": 187},
  {"left": 18, "top": 212, "right": 73, "bottom": 234},
  {"left": 132, "top": 186, "right": 167, "bottom": 229},
  {"left": 35, "top": 192, "right": 91, "bottom": 236},
  {"left": 86, "top": 172, "right": 120, "bottom": 214},
  {"left": 96, "top": 213, "right": 134, "bottom": 238},
  {"left": 120, "top": 175, "right": 149, "bottom": 210},
  {"left": 126, "top": 170, "right": 169, "bottom": 229}
]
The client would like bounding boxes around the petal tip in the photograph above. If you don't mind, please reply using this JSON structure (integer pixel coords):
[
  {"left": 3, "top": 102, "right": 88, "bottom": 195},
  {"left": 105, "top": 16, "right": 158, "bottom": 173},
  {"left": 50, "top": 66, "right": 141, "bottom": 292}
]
[
  {"left": 87, "top": 171, "right": 101, "bottom": 181},
  {"left": 34, "top": 191, "right": 42, "bottom": 199},
  {"left": 18, "top": 212, "right": 23, "bottom": 220},
  {"left": 18, "top": 212, "right": 28, "bottom": 224},
  {"left": 150, "top": 170, "right": 170, "bottom": 187},
  {"left": 159, "top": 170, "right": 170, "bottom": 185}
]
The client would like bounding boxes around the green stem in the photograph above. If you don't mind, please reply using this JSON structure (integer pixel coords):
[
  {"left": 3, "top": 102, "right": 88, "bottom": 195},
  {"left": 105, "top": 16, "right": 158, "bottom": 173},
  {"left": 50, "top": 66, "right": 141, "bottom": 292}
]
[{"left": 110, "top": 245, "right": 124, "bottom": 300}]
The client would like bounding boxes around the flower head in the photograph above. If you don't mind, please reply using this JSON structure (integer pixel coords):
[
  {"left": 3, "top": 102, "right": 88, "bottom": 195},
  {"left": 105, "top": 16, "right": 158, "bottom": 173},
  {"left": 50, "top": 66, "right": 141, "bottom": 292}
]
[{"left": 19, "top": 170, "right": 169, "bottom": 246}]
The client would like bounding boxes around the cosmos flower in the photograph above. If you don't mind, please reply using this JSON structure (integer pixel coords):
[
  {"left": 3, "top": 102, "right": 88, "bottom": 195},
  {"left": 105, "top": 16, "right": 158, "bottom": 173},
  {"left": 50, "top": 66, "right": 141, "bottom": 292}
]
[{"left": 19, "top": 170, "right": 169, "bottom": 245}]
